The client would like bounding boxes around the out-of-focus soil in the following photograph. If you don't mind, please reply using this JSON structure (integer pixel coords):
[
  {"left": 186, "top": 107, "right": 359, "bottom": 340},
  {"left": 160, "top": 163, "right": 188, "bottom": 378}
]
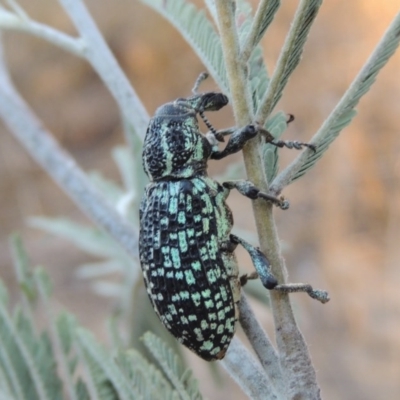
[{"left": 1, "top": 1, "right": 400, "bottom": 399}]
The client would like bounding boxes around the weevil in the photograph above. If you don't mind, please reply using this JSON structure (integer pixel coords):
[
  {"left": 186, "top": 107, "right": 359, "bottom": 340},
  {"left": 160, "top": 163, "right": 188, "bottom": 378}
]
[{"left": 139, "top": 76, "right": 326, "bottom": 361}]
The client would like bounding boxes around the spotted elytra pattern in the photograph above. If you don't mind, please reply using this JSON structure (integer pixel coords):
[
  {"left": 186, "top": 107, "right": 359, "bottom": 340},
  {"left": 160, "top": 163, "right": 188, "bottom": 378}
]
[{"left": 139, "top": 91, "right": 279, "bottom": 361}]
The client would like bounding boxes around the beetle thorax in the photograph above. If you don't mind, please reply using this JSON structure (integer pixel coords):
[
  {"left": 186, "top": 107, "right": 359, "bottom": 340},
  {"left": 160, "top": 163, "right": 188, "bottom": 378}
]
[{"left": 142, "top": 101, "right": 211, "bottom": 181}]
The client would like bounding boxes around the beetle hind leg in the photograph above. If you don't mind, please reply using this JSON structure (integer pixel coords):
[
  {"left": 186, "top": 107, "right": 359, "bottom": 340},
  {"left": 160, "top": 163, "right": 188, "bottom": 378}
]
[
  {"left": 230, "top": 234, "right": 278, "bottom": 289},
  {"left": 231, "top": 234, "right": 330, "bottom": 304}
]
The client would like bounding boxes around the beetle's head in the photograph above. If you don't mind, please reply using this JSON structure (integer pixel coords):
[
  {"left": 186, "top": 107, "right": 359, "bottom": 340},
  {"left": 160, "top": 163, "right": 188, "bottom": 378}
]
[
  {"left": 143, "top": 92, "right": 228, "bottom": 181},
  {"left": 190, "top": 92, "right": 229, "bottom": 113},
  {"left": 154, "top": 92, "right": 228, "bottom": 118}
]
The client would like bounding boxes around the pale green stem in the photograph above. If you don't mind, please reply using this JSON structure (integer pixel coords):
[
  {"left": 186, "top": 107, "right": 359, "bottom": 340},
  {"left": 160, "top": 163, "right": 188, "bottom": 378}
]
[
  {"left": 215, "top": 1, "right": 321, "bottom": 397},
  {"left": 58, "top": 0, "right": 149, "bottom": 143},
  {"left": 255, "top": 0, "right": 322, "bottom": 125},
  {"left": 222, "top": 337, "right": 279, "bottom": 400},
  {"left": 215, "top": 0, "right": 253, "bottom": 123},
  {"left": 0, "top": 7, "right": 85, "bottom": 56},
  {"left": 240, "top": 0, "right": 280, "bottom": 62},
  {"left": 0, "top": 41, "right": 140, "bottom": 260},
  {"left": 239, "top": 294, "right": 286, "bottom": 395}
]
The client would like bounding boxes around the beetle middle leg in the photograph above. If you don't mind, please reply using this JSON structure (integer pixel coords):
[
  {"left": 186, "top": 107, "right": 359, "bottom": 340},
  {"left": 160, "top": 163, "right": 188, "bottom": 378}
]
[{"left": 223, "top": 180, "right": 289, "bottom": 210}]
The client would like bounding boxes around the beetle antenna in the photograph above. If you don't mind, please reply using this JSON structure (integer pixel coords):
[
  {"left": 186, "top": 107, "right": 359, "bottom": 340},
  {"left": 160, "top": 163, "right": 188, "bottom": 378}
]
[
  {"left": 269, "top": 139, "right": 316, "bottom": 152},
  {"left": 192, "top": 72, "right": 209, "bottom": 94},
  {"left": 199, "top": 111, "right": 224, "bottom": 142}
]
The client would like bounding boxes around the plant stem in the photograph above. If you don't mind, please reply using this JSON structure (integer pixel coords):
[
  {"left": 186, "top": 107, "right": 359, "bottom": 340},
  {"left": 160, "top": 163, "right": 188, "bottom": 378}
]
[
  {"left": 0, "top": 1, "right": 149, "bottom": 146},
  {"left": 58, "top": 0, "right": 149, "bottom": 145},
  {"left": 0, "top": 41, "right": 139, "bottom": 260},
  {"left": 255, "top": 0, "right": 322, "bottom": 125},
  {"left": 240, "top": 0, "right": 280, "bottom": 62},
  {"left": 263, "top": 207, "right": 321, "bottom": 399},
  {"left": 215, "top": 1, "right": 321, "bottom": 397},
  {"left": 222, "top": 337, "right": 278, "bottom": 400},
  {"left": 0, "top": 7, "right": 85, "bottom": 56},
  {"left": 239, "top": 294, "right": 285, "bottom": 394},
  {"left": 215, "top": 0, "right": 252, "bottom": 123}
]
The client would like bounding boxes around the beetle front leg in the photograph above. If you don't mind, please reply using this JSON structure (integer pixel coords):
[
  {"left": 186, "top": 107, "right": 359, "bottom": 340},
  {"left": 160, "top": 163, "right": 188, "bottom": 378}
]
[
  {"left": 223, "top": 180, "right": 289, "bottom": 210},
  {"left": 210, "top": 124, "right": 258, "bottom": 160}
]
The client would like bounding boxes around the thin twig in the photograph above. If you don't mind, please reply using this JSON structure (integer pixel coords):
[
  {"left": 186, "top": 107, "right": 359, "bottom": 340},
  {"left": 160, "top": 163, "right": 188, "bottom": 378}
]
[
  {"left": 0, "top": 7, "right": 85, "bottom": 56},
  {"left": 214, "top": 1, "right": 322, "bottom": 398},
  {"left": 262, "top": 207, "right": 321, "bottom": 399},
  {"left": 0, "top": 0, "right": 149, "bottom": 145},
  {"left": 215, "top": 0, "right": 253, "bottom": 123},
  {"left": 240, "top": 0, "right": 280, "bottom": 62},
  {"left": 57, "top": 0, "right": 149, "bottom": 143},
  {"left": 255, "top": 0, "right": 322, "bottom": 125},
  {"left": 221, "top": 337, "right": 278, "bottom": 400},
  {"left": 238, "top": 294, "right": 285, "bottom": 394},
  {"left": 0, "top": 41, "right": 139, "bottom": 260},
  {"left": 4, "top": 0, "right": 29, "bottom": 20}
]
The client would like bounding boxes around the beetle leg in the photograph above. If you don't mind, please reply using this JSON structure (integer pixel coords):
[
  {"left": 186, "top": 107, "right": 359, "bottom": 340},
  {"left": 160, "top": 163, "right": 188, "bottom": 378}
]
[
  {"left": 223, "top": 180, "right": 289, "bottom": 210},
  {"left": 274, "top": 283, "right": 330, "bottom": 303},
  {"left": 210, "top": 124, "right": 258, "bottom": 160},
  {"left": 230, "top": 234, "right": 278, "bottom": 289},
  {"left": 239, "top": 271, "right": 258, "bottom": 286}
]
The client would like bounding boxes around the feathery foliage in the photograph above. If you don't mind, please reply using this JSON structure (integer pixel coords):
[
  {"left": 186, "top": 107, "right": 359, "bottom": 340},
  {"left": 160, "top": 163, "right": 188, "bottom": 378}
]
[
  {"left": 0, "top": 236, "right": 202, "bottom": 400},
  {"left": 273, "top": 11, "right": 400, "bottom": 187},
  {"left": 251, "top": 0, "right": 280, "bottom": 48},
  {"left": 256, "top": 0, "right": 323, "bottom": 122},
  {"left": 142, "top": 332, "right": 203, "bottom": 400},
  {"left": 262, "top": 111, "right": 290, "bottom": 183},
  {"left": 140, "top": 0, "right": 228, "bottom": 92},
  {"left": 1, "top": 1, "right": 400, "bottom": 399}
]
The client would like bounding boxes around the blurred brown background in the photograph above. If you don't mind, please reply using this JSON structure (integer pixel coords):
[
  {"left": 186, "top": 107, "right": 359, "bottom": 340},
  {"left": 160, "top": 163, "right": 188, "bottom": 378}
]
[{"left": 1, "top": 1, "right": 400, "bottom": 399}]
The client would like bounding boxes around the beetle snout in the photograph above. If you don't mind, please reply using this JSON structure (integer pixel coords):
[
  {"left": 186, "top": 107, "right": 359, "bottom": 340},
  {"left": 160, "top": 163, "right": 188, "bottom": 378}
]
[{"left": 200, "top": 92, "right": 229, "bottom": 112}]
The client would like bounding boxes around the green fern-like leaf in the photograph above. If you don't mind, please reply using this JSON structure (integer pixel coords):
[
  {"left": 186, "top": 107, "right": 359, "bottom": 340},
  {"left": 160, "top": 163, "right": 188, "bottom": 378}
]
[
  {"left": 252, "top": 0, "right": 280, "bottom": 46},
  {"left": 142, "top": 332, "right": 202, "bottom": 400},
  {"left": 117, "top": 350, "right": 179, "bottom": 400},
  {"left": 267, "top": 0, "right": 322, "bottom": 113},
  {"left": 235, "top": 1, "right": 270, "bottom": 112},
  {"left": 56, "top": 312, "right": 79, "bottom": 371},
  {"left": 76, "top": 329, "right": 138, "bottom": 400},
  {"left": 290, "top": 110, "right": 357, "bottom": 181},
  {"left": 262, "top": 111, "right": 289, "bottom": 182},
  {"left": 75, "top": 379, "right": 91, "bottom": 400},
  {"left": 140, "top": 0, "right": 228, "bottom": 92},
  {"left": 9, "top": 234, "right": 37, "bottom": 303},
  {"left": 3, "top": 236, "right": 205, "bottom": 400},
  {"left": 256, "top": 0, "right": 322, "bottom": 121},
  {"left": 14, "top": 308, "right": 63, "bottom": 400},
  {"left": 29, "top": 217, "right": 128, "bottom": 260},
  {"left": 0, "top": 286, "right": 25, "bottom": 400},
  {"left": 280, "top": 12, "right": 400, "bottom": 185},
  {"left": 0, "top": 302, "right": 63, "bottom": 400},
  {"left": 238, "top": 0, "right": 280, "bottom": 51}
]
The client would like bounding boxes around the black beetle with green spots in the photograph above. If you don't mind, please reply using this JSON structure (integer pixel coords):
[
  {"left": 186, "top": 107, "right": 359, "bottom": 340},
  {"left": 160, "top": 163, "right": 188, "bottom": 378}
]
[{"left": 139, "top": 82, "right": 322, "bottom": 361}]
